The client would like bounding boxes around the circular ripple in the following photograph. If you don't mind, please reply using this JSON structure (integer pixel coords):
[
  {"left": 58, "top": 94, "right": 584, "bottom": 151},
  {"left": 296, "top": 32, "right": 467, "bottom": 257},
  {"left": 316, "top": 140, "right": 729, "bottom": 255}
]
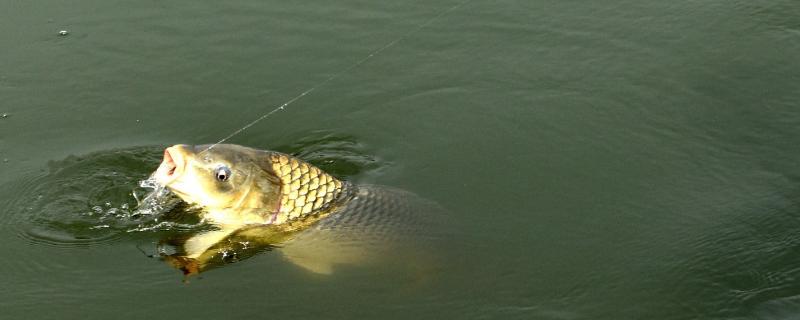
[{"left": 1, "top": 146, "right": 198, "bottom": 248}]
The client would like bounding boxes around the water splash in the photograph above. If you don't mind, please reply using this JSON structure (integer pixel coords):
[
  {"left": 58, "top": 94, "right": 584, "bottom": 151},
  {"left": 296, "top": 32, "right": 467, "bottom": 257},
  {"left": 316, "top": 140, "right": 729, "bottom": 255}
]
[
  {"left": 132, "top": 174, "right": 175, "bottom": 217},
  {"left": 125, "top": 174, "right": 208, "bottom": 234},
  {"left": 2, "top": 146, "right": 206, "bottom": 247}
]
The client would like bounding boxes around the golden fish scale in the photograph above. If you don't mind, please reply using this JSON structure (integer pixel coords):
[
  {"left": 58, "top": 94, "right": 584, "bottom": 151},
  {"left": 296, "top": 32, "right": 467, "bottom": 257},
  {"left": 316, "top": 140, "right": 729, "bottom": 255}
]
[{"left": 269, "top": 153, "right": 344, "bottom": 223}]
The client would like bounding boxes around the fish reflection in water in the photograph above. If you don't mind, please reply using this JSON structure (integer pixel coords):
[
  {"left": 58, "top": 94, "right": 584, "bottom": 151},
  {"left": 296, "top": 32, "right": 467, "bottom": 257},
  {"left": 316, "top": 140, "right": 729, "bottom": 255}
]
[{"left": 147, "top": 144, "right": 449, "bottom": 277}]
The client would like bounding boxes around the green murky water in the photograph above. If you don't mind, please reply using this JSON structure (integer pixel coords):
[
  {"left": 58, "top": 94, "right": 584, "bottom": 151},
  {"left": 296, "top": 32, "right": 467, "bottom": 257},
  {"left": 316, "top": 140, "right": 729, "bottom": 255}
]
[{"left": 2, "top": 0, "right": 800, "bottom": 318}]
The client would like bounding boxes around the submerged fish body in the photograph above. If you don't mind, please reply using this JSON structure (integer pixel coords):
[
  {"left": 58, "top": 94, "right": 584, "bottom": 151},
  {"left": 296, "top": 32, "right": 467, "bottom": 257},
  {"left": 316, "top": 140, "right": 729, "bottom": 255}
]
[{"left": 152, "top": 144, "right": 446, "bottom": 275}]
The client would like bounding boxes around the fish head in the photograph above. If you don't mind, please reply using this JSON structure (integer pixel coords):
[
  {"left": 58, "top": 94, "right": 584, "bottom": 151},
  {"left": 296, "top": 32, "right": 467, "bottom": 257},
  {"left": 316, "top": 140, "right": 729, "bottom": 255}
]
[{"left": 153, "top": 144, "right": 281, "bottom": 212}]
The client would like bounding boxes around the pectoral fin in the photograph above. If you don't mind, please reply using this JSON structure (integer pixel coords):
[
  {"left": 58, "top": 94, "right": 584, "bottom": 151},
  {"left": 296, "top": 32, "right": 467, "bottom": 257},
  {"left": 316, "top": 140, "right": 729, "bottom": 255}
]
[
  {"left": 183, "top": 225, "right": 241, "bottom": 258},
  {"left": 282, "top": 252, "right": 335, "bottom": 275},
  {"left": 278, "top": 232, "right": 369, "bottom": 275}
]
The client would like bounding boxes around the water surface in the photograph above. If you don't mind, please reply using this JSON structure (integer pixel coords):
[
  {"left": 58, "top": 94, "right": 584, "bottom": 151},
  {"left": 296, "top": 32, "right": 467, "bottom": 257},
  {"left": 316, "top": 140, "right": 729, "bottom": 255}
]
[{"left": 1, "top": 0, "right": 800, "bottom": 319}]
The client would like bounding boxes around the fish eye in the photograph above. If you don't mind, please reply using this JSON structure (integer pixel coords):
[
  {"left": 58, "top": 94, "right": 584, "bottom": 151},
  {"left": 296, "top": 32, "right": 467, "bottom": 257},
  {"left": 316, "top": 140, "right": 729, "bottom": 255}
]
[{"left": 214, "top": 166, "right": 232, "bottom": 182}]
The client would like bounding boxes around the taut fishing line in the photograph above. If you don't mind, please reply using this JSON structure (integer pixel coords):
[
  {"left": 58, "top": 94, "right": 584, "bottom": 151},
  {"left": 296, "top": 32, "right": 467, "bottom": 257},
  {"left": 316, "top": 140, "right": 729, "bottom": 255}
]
[{"left": 202, "top": 0, "right": 471, "bottom": 153}]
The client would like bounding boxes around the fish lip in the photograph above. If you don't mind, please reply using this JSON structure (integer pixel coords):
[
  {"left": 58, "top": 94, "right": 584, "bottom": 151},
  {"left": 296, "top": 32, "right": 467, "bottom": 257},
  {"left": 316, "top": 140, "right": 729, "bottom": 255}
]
[{"left": 155, "top": 145, "right": 187, "bottom": 186}]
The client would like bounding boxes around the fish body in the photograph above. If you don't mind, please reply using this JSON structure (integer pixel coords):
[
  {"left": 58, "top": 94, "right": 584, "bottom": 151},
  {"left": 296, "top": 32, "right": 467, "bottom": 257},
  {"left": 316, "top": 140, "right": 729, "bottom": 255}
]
[
  {"left": 153, "top": 144, "right": 446, "bottom": 275},
  {"left": 154, "top": 144, "right": 348, "bottom": 227}
]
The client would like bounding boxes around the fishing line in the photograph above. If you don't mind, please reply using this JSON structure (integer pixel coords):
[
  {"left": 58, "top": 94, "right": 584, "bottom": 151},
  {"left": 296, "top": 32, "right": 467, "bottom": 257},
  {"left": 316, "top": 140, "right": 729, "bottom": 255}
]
[{"left": 203, "top": 0, "right": 471, "bottom": 152}]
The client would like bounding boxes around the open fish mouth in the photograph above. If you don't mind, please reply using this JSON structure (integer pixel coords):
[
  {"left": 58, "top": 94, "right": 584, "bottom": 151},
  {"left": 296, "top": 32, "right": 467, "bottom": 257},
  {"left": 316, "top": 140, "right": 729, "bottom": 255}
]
[{"left": 154, "top": 146, "right": 186, "bottom": 185}]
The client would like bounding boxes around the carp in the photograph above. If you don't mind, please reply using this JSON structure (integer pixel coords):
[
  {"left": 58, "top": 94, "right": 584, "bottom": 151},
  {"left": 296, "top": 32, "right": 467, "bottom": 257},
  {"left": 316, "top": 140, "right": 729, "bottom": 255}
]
[{"left": 152, "top": 144, "right": 446, "bottom": 275}]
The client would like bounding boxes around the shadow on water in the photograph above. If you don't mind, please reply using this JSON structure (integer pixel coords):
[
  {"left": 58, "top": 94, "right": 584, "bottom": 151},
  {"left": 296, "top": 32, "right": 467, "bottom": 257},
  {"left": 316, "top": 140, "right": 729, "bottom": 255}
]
[{"left": 0, "top": 132, "right": 410, "bottom": 277}]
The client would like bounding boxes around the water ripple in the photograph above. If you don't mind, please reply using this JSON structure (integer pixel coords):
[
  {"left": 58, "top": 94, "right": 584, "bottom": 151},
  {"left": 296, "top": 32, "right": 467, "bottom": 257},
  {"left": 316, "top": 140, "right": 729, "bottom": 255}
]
[{"left": 0, "top": 146, "right": 200, "bottom": 248}]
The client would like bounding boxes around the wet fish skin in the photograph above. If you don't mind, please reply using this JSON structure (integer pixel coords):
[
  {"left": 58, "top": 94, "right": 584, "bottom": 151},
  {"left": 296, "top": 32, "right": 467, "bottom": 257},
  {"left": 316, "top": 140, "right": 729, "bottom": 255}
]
[
  {"left": 152, "top": 144, "right": 448, "bottom": 275},
  {"left": 154, "top": 144, "right": 347, "bottom": 227}
]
